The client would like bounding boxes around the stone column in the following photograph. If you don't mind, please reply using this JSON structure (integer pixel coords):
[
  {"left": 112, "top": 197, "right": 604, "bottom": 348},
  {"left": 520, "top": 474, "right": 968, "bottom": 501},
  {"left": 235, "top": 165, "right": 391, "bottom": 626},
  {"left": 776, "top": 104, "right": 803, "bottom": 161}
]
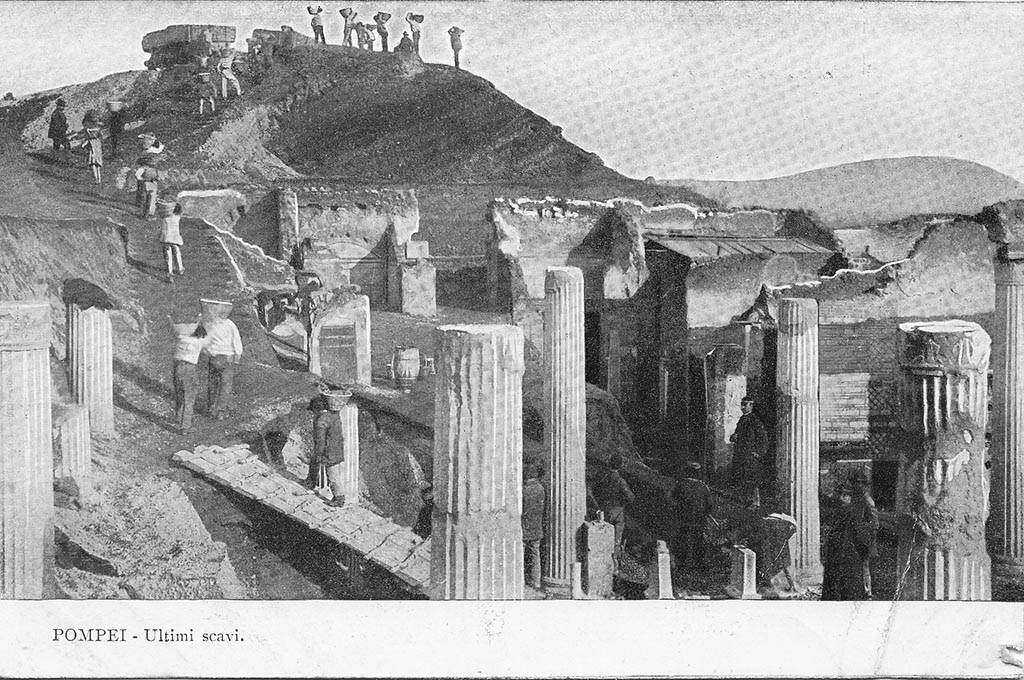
[
  {"left": 431, "top": 324, "right": 525, "bottom": 600},
  {"left": 541, "top": 267, "right": 586, "bottom": 591},
  {"left": 339, "top": 402, "right": 360, "bottom": 505},
  {"left": 67, "top": 304, "right": 114, "bottom": 435},
  {"left": 992, "top": 254, "right": 1024, "bottom": 576},
  {"left": 0, "top": 301, "right": 54, "bottom": 598},
  {"left": 54, "top": 403, "right": 92, "bottom": 483},
  {"left": 705, "top": 344, "right": 747, "bottom": 485},
  {"left": 775, "top": 297, "right": 823, "bottom": 584},
  {"left": 896, "top": 320, "right": 991, "bottom": 600}
]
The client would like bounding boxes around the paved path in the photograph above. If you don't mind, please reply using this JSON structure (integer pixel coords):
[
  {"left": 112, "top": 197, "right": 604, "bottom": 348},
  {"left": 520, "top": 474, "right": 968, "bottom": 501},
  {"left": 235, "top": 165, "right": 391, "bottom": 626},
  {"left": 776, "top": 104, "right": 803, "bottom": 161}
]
[{"left": 173, "top": 443, "right": 430, "bottom": 595}]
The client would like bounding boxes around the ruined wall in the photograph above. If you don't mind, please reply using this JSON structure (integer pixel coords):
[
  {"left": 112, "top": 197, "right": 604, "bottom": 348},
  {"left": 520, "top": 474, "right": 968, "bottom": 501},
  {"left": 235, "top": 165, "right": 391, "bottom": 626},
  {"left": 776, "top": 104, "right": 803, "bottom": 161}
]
[{"left": 686, "top": 252, "right": 834, "bottom": 329}]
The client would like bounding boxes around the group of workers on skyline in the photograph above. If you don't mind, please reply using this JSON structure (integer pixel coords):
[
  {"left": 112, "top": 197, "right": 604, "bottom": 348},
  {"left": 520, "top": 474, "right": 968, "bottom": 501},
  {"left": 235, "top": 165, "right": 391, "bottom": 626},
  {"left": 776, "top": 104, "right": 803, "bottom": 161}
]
[{"left": 306, "top": 6, "right": 465, "bottom": 69}]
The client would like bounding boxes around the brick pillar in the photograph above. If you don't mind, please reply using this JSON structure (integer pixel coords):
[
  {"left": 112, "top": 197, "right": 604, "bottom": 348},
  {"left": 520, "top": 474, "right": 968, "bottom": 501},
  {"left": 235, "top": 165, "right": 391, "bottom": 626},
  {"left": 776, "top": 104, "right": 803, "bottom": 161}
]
[
  {"left": 542, "top": 267, "right": 586, "bottom": 592},
  {"left": 705, "top": 344, "right": 747, "bottom": 485},
  {"left": 67, "top": 304, "right": 114, "bottom": 435},
  {"left": 339, "top": 403, "right": 360, "bottom": 505},
  {"left": 0, "top": 301, "right": 54, "bottom": 598},
  {"left": 896, "top": 320, "right": 991, "bottom": 600},
  {"left": 992, "top": 254, "right": 1024, "bottom": 576},
  {"left": 431, "top": 324, "right": 525, "bottom": 600},
  {"left": 776, "top": 298, "right": 823, "bottom": 585}
]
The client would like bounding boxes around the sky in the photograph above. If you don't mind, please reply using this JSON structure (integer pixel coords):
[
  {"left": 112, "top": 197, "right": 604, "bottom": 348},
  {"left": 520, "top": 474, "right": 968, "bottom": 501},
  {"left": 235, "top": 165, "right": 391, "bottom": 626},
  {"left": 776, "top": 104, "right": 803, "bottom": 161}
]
[{"left": 2, "top": 1, "right": 1022, "bottom": 182}]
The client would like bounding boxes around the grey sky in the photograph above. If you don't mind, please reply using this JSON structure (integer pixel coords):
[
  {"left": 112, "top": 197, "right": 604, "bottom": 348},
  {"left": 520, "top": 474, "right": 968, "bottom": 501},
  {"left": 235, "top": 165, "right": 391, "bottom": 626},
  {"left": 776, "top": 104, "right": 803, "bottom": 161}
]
[{"left": 2, "top": 1, "right": 1020, "bottom": 181}]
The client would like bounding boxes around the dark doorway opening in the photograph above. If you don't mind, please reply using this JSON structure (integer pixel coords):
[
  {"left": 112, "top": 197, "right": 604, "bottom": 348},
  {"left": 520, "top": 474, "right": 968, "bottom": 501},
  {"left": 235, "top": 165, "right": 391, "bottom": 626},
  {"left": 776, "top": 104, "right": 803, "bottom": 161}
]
[{"left": 584, "top": 310, "right": 602, "bottom": 387}]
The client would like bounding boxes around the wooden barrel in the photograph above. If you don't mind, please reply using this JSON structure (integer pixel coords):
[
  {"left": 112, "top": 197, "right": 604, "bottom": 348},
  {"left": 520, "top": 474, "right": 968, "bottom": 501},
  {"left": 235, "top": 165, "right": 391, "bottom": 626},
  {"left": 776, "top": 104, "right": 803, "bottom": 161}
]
[{"left": 391, "top": 346, "right": 420, "bottom": 392}]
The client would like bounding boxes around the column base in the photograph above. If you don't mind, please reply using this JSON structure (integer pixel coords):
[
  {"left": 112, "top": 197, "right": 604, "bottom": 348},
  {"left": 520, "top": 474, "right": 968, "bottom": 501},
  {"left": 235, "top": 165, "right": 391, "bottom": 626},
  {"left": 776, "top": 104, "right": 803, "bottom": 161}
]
[
  {"left": 992, "top": 556, "right": 1024, "bottom": 579},
  {"left": 541, "top": 576, "right": 572, "bottom": 597},
  {"left": 795, "top": 564, "right": 824, "bottom": 588}
]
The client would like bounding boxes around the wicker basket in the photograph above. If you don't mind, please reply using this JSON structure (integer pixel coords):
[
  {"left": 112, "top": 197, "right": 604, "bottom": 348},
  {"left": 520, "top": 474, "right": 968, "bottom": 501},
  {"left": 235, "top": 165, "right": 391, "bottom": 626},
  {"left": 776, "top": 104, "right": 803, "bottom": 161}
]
[
  {"left": 321, "top": 388, "right": 352, "bottom": 411},
  {"left": 171, "top": 322, "right": 199, "bottom": 336},
  {"left": 106, "top": 101, "right": 125, "bottom": 112},
  {"left": 156, "top": 200, "right": 176, "bottom": 217},
  {"left": 200, "top": 298, "right": 233, "bottom": 321}
]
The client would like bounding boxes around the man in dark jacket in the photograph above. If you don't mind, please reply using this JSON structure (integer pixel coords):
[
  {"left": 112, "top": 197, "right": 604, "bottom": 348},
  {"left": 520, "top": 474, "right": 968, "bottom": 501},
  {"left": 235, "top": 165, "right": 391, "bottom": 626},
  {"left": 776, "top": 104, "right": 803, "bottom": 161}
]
[
  {"left": 106, "top": 102, "right": 126, "bottom": 156},
  {"left": 522, "top": 462, "right": 546, "bottom": 589},
  {"left": 48, "top": 99, "right": 70, "bottom": 161},
  {"left": 822, "top": 480, "right": 877, "bottom": 600},
  {"left": 307, "top": 395, "right": 347, "bottom": 507},
  {"left": 594, "top": 454, "right": 635, "bottom": 568},
  {"left": 730, "top": 396, "right": 768, "bottom": 506},
  {"left": 671, "top": 462, "right": 712, "bottom": 570}
]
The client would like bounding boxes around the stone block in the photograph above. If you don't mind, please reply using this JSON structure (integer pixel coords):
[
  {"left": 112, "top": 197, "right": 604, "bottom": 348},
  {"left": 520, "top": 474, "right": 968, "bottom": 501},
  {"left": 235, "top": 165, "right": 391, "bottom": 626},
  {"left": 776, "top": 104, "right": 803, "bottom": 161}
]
[
  {"left": 309, "top": 292, "right": 371, "bottom": 386},
  {"left": 646, "top": 540, "right": 674, "bottom": 600},
  {"left": 582, "top": 519, "right": 615, "bottom": 599},
  {"left": 399, "top": 259, "right": 436, "bottom": 318},
  {"left": 726, "top": 546, "right": 760, "bottom": 599},
  {"left": 405, "top": 240, "right": 430, "bottom": 259}
]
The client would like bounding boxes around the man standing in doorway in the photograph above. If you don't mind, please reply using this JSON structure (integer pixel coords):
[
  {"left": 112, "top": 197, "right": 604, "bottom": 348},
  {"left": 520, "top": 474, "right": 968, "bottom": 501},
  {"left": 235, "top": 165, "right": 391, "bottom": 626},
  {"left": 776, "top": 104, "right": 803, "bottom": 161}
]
[
  {"left": 522, "top": 462, "right": 546, "bottom": 589},
  {"left": 730, "top": 395, "right": 768, "bottom": 507}
]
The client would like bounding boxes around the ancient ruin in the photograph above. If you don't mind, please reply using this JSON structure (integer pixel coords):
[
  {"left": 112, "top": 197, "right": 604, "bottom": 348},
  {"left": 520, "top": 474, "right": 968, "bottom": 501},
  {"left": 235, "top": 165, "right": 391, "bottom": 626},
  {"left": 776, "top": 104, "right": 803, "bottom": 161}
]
[
  {"left": 66, "top": 302, "right": 115, "bottom": 435},
  {"left": 0, "top": 301, "right": 54, "bottom": 598},
  {"left": 430, "top": 324, "right": 525, "bottom": 600},
  {"left": 896, "top": 320, "right": 991, "bottom": 600},
  {"left": 542, "top": 267, "right": 587, "bottom": 591},
  {"left": 307, "top": 287, "right": 371, "bottom": 386}
]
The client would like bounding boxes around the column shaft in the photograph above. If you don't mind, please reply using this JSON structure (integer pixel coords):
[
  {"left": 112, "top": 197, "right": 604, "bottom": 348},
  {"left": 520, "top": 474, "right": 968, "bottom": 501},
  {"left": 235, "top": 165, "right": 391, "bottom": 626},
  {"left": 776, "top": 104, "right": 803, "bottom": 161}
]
[
  {"left": 340, "top": 403, "right": 360, "bottom": 505},
  {"left": 542, "top": 267, "right": 586, "bottom": 589},
  {"left": 431, "top": 324, "right": 525, "bottom": 600},
  {"left": 992, "top": 258, "right": 1024, "bottom": 573},
  {"left": 0, "top": 301, "right": 53, "bottom": 599},
  {"left": 776, "top": 297, "right": 823, "bottom": 584},
  {"left": 67, "top": 304, "right": 114, "bottom": 435},
  {"left": 896, "top": 320, "right": 991, "bottom": 600},
  {"left": 56, "top": 404, "right": 92, "bottom": 481}
]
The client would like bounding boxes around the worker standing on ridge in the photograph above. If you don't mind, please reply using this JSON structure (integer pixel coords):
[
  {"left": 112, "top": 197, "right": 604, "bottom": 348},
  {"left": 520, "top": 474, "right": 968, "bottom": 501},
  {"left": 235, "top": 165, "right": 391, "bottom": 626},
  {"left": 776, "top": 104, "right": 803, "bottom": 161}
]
[
  {"left": 308, "top": 6, "right": 326, "bottom": 44},
  {"left": 48, "top": 98, "right": 70, "bottom": 163},
  {"left": 406, "top": 13, "right": 423, "bottom": 54},
  {"left": 364, "top": 23, "right": 376, "bottom": 51},
  {"left": 374, "top": 12, "right": 391, "bottom": 52},
  {"left": 217, "top": 47, "right": 243, "bottom": 99},
  {"left": 339, "top": 8, "right": 357, "bottom": 47},
  {"left": 448, "top": 26, "right": 463, "bottom": 69},
  {"left": 356, "top": 22, "right": 370, "bottom": 50}
]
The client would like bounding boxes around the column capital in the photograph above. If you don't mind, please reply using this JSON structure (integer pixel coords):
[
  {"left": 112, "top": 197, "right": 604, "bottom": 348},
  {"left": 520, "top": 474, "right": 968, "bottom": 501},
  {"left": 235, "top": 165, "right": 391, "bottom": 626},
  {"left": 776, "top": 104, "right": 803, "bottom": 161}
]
[
  {"left": 0, "top": 301, "right": 50, "bottom": 350},
  {"left": 995, "top": 250, "right": 1024, "bottom": 285}
]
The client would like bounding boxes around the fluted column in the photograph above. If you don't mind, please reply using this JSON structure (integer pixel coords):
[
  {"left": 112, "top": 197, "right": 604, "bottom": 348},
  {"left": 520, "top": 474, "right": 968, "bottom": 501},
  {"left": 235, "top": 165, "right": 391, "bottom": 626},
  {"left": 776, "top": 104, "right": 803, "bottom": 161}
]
[
  {"left": 0, "top": 301, "right": 54, "bottom": 598},
  {"left": 55, "top": 404, "right": 92, "bottom": 482},
  {"left": 776, "top": 297, "right": 823, "bottom": 584},
  {"left": 542, "top": 267, "right": 586, "bottom": 591},
  {"left": 340, "top": 403, "right": 360, "bottom": 505},
  {"left": 431, "top": 324, "right": 525, "bottom": 600},
  {"left": 67, "top": 304, "right": 114, "bottom": 435},
  {"left": 896, "top": 320, "right": 991, "bottom": 600},
  {"left": 992, "top": 255, "right": 1024, "bottom": 576}
]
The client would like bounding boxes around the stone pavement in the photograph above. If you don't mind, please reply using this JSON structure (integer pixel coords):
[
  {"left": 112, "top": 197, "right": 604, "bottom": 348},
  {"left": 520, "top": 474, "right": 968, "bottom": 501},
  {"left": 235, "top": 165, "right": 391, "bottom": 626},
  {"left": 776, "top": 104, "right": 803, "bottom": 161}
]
[{"left": 172, "top": 443, "right": 430, "bottom": 594}]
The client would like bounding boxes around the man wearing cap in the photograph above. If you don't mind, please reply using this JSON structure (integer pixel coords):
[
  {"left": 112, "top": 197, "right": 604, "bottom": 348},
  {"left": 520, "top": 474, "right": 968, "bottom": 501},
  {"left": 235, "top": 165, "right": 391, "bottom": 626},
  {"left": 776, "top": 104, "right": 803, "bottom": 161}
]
[
  {"left": 850, "top": 471, "right": 879, "bottom": 598},
  {"left": 307, "top": 394, "right": 347, "bottom": 508},
  {"left": 521, "top": 462, "right": 546, "bottom": 589},
  {"left": 203, "top": 312, "right": 243, "bottom": 420},
  {"left": 671, "top": 462, "right": 712, "bottom": 570},
  {"left": 730, "top": 396, "right": 768, "bottom": 506},
  {"left": 822, "top": 481, "right": 873, "bottom": 600},
  {"left": 48, "top": 99, "right": 71, "bottom": 161}
]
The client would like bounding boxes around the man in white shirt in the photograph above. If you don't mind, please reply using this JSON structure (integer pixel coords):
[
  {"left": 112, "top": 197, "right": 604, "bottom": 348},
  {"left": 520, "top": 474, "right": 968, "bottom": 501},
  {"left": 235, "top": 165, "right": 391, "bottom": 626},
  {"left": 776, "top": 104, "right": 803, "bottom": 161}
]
[
  {"left": 406, "top": 13, "right": 423, "bottom": 54},
  {"left": 204, "top": 316, "right": 243, "bottom": 420},
  {"left": 308, "top": 6, "right": 326, "bottom": 44}
]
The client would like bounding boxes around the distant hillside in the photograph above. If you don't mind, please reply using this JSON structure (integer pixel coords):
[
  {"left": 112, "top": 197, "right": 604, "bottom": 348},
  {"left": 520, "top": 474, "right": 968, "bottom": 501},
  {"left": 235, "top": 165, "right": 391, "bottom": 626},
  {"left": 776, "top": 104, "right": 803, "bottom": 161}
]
[
  {"left": 13, "top": 45, "right": 712, "bottom": 205},
  {"left": 660, "top": 157, "right": 1024, "bottom": 227}
]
